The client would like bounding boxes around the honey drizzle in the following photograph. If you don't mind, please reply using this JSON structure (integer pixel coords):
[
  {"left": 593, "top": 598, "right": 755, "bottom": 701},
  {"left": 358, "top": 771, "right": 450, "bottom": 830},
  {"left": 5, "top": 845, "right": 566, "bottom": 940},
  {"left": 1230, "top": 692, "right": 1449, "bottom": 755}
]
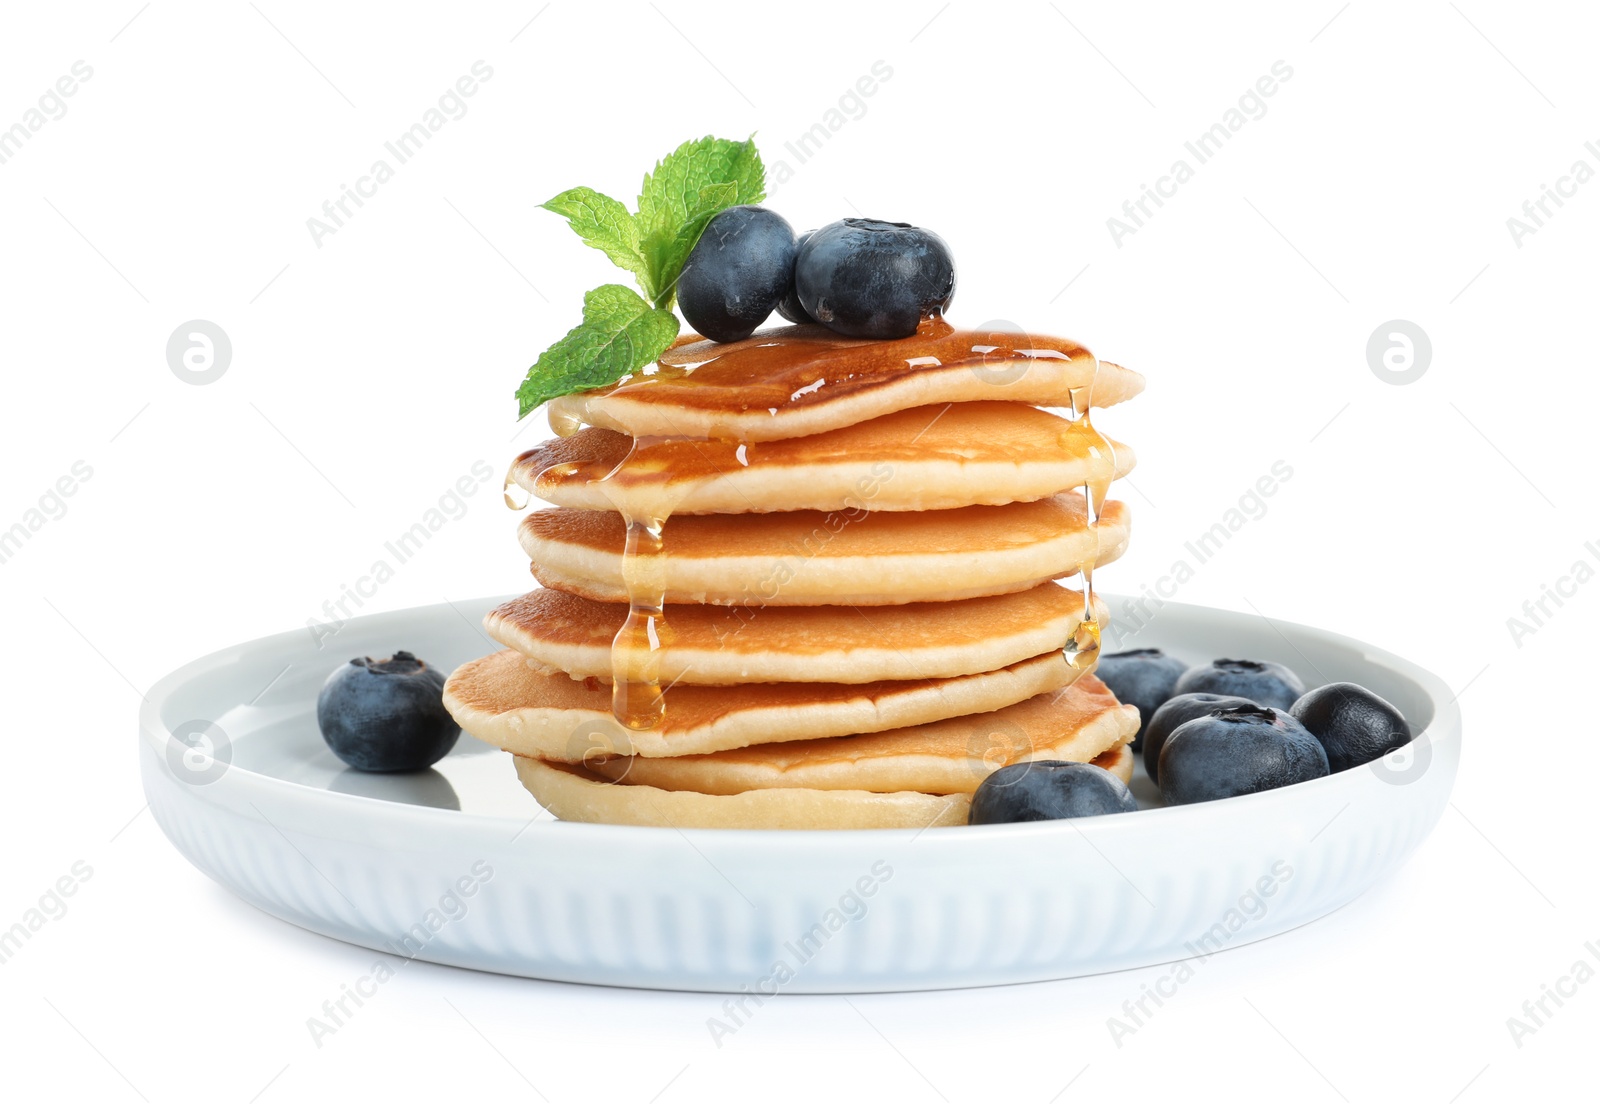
[{"left": 588, "top": 317, "right": 1100, "bottom": 419}]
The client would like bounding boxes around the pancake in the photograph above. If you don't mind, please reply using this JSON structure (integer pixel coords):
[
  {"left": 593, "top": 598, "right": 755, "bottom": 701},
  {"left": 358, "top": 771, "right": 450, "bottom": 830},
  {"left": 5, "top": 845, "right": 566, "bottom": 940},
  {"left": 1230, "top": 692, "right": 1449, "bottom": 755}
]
[
  {"left": 516, "top": 755, "right": 968, "bottom": 829},
  {"left": 514, "top": 401, "right": 1135, "bottom": 516},
  {"left": 520, "top": 495, "right": 1131, "bottom": 606},
  {"left": 443, "top": 648, "right": 1078, "bottom": 759},
  {"left": 545, "top": 321, "right": 1144, "bottom": 442},
  {"left": 484, "top": 582, "right": 1107, "bottom": 685},
  {"left": 1096, "top": 742, "right": 1135, "bottom": 785},
  {"left": 512, "top": 744, "right": 1134, "bottom": 830},
  {"left": 591, "top": 676, "right": 1138, "bottom": 796}
]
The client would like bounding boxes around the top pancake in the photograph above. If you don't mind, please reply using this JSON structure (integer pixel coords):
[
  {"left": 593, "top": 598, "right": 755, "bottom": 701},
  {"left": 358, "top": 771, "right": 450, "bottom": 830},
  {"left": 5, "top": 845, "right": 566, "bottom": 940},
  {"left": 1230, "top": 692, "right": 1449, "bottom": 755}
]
[
  {"left": 514, "top": 401, "right": 1134, "bottom": 515},
  {"left": 545, "top": 321, "right": 1144, "bottom": 442}
]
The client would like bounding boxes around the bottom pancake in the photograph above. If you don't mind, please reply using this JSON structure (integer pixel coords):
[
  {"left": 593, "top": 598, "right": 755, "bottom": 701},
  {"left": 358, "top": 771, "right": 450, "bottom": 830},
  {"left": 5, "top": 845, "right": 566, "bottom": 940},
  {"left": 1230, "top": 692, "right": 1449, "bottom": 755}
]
[{"left": 514, "top": 745, "right": 1133, "bottom": 830}]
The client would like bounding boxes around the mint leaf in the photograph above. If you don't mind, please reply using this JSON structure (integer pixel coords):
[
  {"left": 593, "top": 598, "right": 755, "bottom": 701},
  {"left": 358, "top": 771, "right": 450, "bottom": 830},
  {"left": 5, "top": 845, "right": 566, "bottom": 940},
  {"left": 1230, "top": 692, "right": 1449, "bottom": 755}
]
[
  {"left": 516, "top": 284, "right": 679, "bottom": 418},
  {"left": 645, "top": 181, "right": 740, "bottom": 307},
  {"left": 636, "top": 136, "right": 764, "bottom": 307},
  {"left": 636, "top": 136, "right": 764, "bottom": 238},
  {"left": 540, "top": 186, "right": 651, "bottom": 294}
]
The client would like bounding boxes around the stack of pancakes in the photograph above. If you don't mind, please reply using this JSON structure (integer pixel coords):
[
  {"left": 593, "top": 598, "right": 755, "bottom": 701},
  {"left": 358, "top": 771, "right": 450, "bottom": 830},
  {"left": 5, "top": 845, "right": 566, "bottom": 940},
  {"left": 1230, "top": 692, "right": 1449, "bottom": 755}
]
[{"left": 444, "top": 322, "right": 1144, "bottom": 829}]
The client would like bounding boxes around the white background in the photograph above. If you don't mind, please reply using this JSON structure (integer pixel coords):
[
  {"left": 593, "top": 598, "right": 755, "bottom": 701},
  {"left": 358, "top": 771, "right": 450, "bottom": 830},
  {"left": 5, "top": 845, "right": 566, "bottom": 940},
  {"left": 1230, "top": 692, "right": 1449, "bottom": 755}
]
[{"left": 1, "top": 1, "right": 1593, "bottom": 1103}]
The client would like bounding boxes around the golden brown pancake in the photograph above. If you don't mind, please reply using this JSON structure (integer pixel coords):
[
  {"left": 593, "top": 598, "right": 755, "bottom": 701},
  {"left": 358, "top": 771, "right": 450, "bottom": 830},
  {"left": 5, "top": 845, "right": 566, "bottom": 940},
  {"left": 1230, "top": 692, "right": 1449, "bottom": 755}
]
[
  {"left": 475, "top": 319, "right": 1145, "bottom": 829},
  {"left": 545, "top": 321, "right": 1144, "bottom": 442},
  {"left": 520, "top": 494, "right": 1130, "bottom": 606},
  {"left": 514, "top": 401, "right": 1135, "bottom": 516},
  {"left": 484, "top": 582, "right": 1107, "bottom": 685},
  {"left": 1097, "top": 742, "right": 1135, "bottom": 785},
  {"left": 516, "top": 755, "right": 969, "bottom": 829},
  {"left": 443, "top": 648, "right": 1078, "bottom": 758},
  {"left": 512, "top": 743, "right": 1133, "bottom": 830},
  {"left": 591, "top": 676, "right": 1138, "bottom": 796}
]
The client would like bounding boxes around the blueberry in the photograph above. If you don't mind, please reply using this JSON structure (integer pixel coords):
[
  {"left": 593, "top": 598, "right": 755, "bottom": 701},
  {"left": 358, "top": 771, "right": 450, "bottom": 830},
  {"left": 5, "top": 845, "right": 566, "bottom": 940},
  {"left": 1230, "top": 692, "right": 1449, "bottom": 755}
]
[
  {"left": 1142, "top": 692, "right": 1260, "bottom": 784},
  {"left": 676, "top": 205, "right": 797, "bottom": 344},
  {"left": 1159, "top": 706, "right": 1329, "bottom": 805},
  {"left": 1290, "top": 682, "right": 1413, "bottom": 773},
  {"left": 776, "top": 229, "right": 816, "bottom": 324},
  {"left": 968, "top": 759, "right": 1139, "bottom": 824},
  {"left": 316, "top": 651, "right": 460, "bottom": 772},
  {"left": 1173, "top": 658, "right": 1306, "bottom": 711},
  {"left": 1096, "top": 648, "right": 1188, "bottom": 750},
  {"left": 794, "top": 218, "right": 956, "bottom": 339}
]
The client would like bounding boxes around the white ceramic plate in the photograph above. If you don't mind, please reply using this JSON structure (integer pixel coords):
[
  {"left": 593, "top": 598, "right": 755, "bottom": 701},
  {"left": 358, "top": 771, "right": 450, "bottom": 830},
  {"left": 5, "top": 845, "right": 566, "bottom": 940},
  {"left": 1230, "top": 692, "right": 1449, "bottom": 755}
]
[{"left": 140, "top": 593, "right": 1459, "bottom": 993}]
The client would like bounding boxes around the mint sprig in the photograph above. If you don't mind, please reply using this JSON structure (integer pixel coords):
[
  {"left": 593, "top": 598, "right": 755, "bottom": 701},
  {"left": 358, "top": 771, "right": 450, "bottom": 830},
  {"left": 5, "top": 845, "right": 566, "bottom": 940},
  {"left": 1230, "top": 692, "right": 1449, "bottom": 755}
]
[{"left": 518, "top": 136, "right": 765, "bottom": 418}]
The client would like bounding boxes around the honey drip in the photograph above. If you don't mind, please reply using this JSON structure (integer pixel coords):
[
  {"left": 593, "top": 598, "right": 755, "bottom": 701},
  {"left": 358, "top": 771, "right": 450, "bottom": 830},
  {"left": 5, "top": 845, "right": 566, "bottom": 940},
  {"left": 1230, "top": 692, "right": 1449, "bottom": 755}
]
[
  {"left": 502, "top": 459, "right": 530, "bottom": 510},
  {"left": 1061, "top": 381, "right": 1116, "bottom": 675},
  {"left": 595, "top": 436, "right": 696, "bottom": 731},
  {"left": 610, "top": 513, "right": 671, "bottom": 729},
  {"left": 548, "top": 407, "right": 582, "bottom": 437}
]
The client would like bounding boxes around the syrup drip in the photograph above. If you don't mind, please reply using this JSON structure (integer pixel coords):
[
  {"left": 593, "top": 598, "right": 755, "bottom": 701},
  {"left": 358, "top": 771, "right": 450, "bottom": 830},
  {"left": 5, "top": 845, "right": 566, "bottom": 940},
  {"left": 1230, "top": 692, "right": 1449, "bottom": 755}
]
[
  {"left": 548, "top": 407, "right": 582, "bottom": 437},
  {"left": 610, "top": 513, "right": 671, "bottom": 729},
  {"left": 592, "top": 436, "right": 696, "bottom": 732},
  {"left": 502, "top": 459, "right": 530, "bottom": 510},
  {"left": 510, "top": 425, "right": 699, "bottom": 731},
  {"left": 1060, "top": 381, "right": 1117, "bottom": 676}
]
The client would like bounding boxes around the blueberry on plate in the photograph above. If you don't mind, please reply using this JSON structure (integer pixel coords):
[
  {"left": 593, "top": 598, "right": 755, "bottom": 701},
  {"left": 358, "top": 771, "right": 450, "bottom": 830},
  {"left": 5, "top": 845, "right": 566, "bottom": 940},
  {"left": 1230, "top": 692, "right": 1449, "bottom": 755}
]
[
  {"left": 776, "top": 229, "right": 816, "bottom": 324},
  {"left": 317, "top": 651, "right": 460, "bottom": 772},
  {"left": 1290, "top": 682, "right": 1413, "bottom": 773},
  {"left": 1158, "top": 705, "right": 1329, "bottom": 805},
  {"left": 968, "top": 759, "right": 1139, "bottom": 824},
  {"left": 1141, "top": 692, "right": 1260, "bottom": 784},
  {"left": 1096, "top": 648, "right": 1188, "bottom": 750},
  {"left": 1173, "top": 658, "right": 1305, "bottom": 711},
  {"left": 677, "top": 205, "right": 798, "bottom": 343},
  {"left": 794, "top": 218, "right": 956, "bottom": 339}
]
